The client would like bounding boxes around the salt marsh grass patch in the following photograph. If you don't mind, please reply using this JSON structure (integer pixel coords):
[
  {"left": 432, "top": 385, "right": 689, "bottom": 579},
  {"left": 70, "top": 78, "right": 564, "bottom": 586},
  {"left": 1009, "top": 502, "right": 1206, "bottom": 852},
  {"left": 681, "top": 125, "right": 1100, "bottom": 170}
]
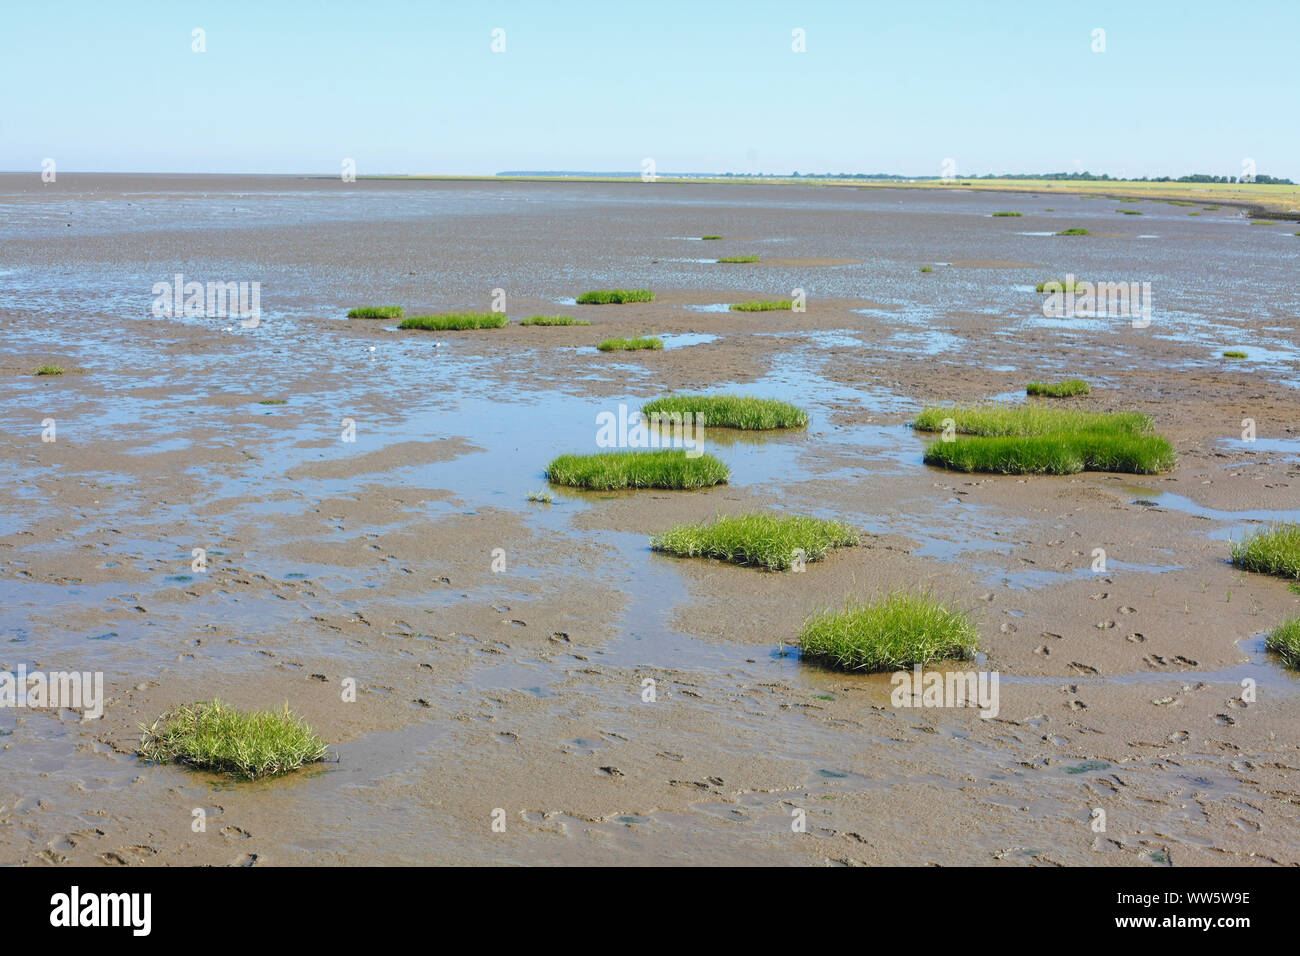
[
  {"left": 799, "top": 591, "right": 979, "bottom": 672},
  {"left": 992, "top": 211, "right": 1022, "bottom": 217},
  {"left": 35, "top": 365, "right": 64, "bottom": 376},
  {"left": 1223, "top": 350, "right": 1248, "bottom": 359},
  {"left": 399, "top": 313, "right": 507, "bottom": 331},
  {"left": 1056, "top": 228, "right": 1091, "bottom": 236},
  {"left": 717, "top": 255, "right": 760, "bottom": 263},
  {"left": 913, "top": 405, "right": 1150, "bottom": 437},
  {"left": 914, "top": 405, "right": 1174, "bottom": 475},
  {"left": 1266, "top": 617, "right": 1300, "bottom": 669},
  {"left": 598, "top": 336, "right": 662, "bottom": 351},
  {"left": 577, "top": 289, "right": 654, "bottom": 305},
  {"left": 730, "top": 300, "right": 794, "bottom": 312},
  {"left": 347, "top": 305, "right": 403, "bottom": 319},
  {"left": 640, "top": 394, "right": 808, "bottom": 430},
  {"left": 1026, "top": 379, "right": 1090, "bottom": 397},
  {"left": 1036, "top": 277, "right": 1086, "bottom": 293},
  {"left": 651, "top": 513, "right": 858, "bottom": 570},
  {"left": 138, "top": 700, "right": 329, "bottom": 780},
  {"left": 546, "top": 450, "right": 728, "bottom": 490},
  {"left": 1230, "top": 524, "right": 1300, "bottom": 580},
  {"left": 520, "top": 315, "right": 589, "bottom": 326}
]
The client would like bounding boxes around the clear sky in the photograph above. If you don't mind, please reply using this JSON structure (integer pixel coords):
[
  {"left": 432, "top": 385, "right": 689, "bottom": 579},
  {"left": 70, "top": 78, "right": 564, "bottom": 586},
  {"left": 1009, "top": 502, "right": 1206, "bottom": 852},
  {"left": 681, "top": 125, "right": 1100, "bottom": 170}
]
[{"left": 2, "top": 0, "right": 1295, "bottom": 179}]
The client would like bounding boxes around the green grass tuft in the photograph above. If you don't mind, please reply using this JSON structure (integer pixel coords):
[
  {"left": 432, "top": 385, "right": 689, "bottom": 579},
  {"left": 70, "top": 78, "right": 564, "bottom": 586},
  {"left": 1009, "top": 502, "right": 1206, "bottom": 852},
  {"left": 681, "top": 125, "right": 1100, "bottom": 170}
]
[
  {"left": 519, "top": 315, "right": 589, "bottom": 326},
  {"left": 924, "top": 432, "right": 1175, "bottom": 475},
  {"left": 730, "top": 300, "right": 794, "bottom": 312},
  {"left": 912, "top": 405, "right": 1151, "bottom": 437},
  {"left": 701, "top": 235, "right": 723, "bottom": 240},
  {"left": 991, "top": 211, "right": 1022, "bottom": 217},
  {"left": 138, "top": 700, "right": 329, "bottom": 780},
  {"left": 920, "top": 266, "right": 934, "bottom": 273},
  {"left": 347, "top": 305, "right": 403, "bottom": 319},
  {"left": 1035, "top": 277, "right": 1086, "bottom": 292},
  {"left": 1118, "top": 209, "right": 1144, "bottom": 215},
  {"left": 35, "top": 365, "right": 64, "bottom": 376},
  {"left": 399, "top": 313, "right": 507, "bottom": 331},
  {"left": 1026, "top": 379, "right": 1090, "bottom": 397},
  {"left": 1266, "top": 617, "right": 1300, "bottom": 669},
  {"left": 1230, "top": 524, "right": 1300, "bottom": 580},
  {"left": 1056, "top": 228, "right": 1091, "bottom": 236},
  {"left": 799, "top": 591, "right": 979, "bottom": 672},
  {"left": 546, "top": 450, "right": 728, "bottom": 490},
  {"left": 576, "top": 289, "right": 655, "bottom": 305},
  {"left": 526, "top": 490, "right": 554, "bottom": 504},
  {"left": 597, "top": 336, "right": 662, "bottom": 351},
  {"left": 651, "top": 513, "right": 858, "bottom": 571},
  {"left": 258, "top": 399, "right": 287, "bottom": 405},
  {"left": 716, "top": 255, "right": 759, "bottom": 263},
  {"left": 640, "top": 394, "right": 808, "bottom": 429},
  {"left": 1222, "top": 349, "right": 1248, "bottom": 359},
  {"left": 914, "top": 404, "right": 1174, "bottom": 475}
]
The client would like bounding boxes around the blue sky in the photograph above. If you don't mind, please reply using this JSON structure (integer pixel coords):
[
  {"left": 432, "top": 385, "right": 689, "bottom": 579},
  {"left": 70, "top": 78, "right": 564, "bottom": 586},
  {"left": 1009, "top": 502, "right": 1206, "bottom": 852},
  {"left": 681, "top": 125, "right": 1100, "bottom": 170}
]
[{"left": 2, "top": 0, "right": 1295, "bottom": 178}]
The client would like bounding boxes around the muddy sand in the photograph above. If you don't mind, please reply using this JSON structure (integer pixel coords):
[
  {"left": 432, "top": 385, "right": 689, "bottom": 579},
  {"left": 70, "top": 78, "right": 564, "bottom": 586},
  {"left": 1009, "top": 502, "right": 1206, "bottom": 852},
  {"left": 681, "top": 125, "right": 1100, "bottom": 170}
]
[{"left": 1, "top": 175, "right": 1298, "bottom": 866}]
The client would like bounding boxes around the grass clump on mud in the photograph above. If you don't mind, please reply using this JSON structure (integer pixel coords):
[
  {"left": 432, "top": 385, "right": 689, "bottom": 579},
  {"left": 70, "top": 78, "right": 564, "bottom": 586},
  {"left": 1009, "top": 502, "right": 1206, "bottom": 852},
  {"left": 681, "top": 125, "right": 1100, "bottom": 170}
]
[
  {"left": 520, "top": 315, "right": 589, "bottom": 326},
  {"left": 138, "top": 700, "right": 329, "bottom": 780},
  {"left": 597, "top": 336, "right": 662, "bottom": 352},
  {"left": 1026, "top": 379, "right": 1090, "bottom": 397},
  {"left": 577, "top": 289, "right": 654, "bottom": 305},
  {"left": 651, "top": 513, "right": 858, "bottom": 571},
  {"left": 913, "top": 405, "right": 1175, "bottom": 475},
  {"left": 730, "top": 300, "right": 794, "bottom": 312},
  {"left": 1118, "top": 209, "right": 1144, "bottom": 215},
  {"left": 716, "top": 255, "right": 760, "bottom": 263},
  {"left": 641, "top": 394, "right": 808, "bottom": 430},
  {"left": 799, "top": 591, "right": 979, "bottom": 672},
  {"left": 347, "top": 305, "right": 403, "bottom": 319},
  {"left": 920, "top": 265, "right": 934, "bottom": 273},
  {"left": 546, "top": 450, "right": 728, "bottom": 490},
  {"left": 1267, "top": 617, "right": 1300, "bottom": 669},
  {"left": 1230, "top": 524, "right": 1300, "bottom": 580},
  {"left": 1036, "top": 277, "right": 1086, "bottom": 292},
  {"left": 35, "top": 365, "right": 64, "bottom": 376},
  {"left": 701, "top": 234, "right": 723, "bottom": 240},
  {"left": 399, "top": 313, "right": 507, "bottom": 331},
  {"left": 991, "top": 211, "right": 1022, "bottom": 217},
  {"left": 1222, "top": 349, "right": 1248, "bottom": 359},
  {"left": 1056, "top": 228, "right": 1091, "bottom": 236}
]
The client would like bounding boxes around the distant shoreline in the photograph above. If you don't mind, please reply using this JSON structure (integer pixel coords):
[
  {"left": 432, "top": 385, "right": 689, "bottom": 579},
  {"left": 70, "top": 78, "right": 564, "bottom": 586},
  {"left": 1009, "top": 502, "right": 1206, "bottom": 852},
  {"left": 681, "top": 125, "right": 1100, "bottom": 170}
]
[{"left": 358, "top": 173, "right": 1300, "bottom": 220}]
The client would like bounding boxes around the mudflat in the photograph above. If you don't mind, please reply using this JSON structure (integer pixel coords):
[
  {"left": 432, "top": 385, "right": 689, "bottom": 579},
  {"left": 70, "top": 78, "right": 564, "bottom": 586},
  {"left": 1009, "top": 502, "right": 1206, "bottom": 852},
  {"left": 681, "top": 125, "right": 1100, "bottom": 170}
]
[{"left": 2, "top": 175, "right": 1298, "bottom": 865}]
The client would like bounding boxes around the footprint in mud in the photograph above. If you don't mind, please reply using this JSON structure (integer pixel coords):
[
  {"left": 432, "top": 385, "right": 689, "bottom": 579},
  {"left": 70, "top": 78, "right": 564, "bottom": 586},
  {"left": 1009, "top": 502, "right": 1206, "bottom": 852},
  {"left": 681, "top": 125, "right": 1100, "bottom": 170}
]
[
  {"left": 1069, "top": 662, "right": 1099, "bottom": 676},
  {"left": 1144, "top": 654, "right": 1169, "bottom": 667},
  {"left": 1000, "top": 622, "right": 1017, "bottom": 634},
  {"left": 234, "top": 853, "right": 260, "bottom": 866},
  {"left": 1118, "top": 606, "right": 1137, "bottom": 615},
  {"left": 1214, "top": 713, "right": 1236, "bottom": 726},
  {"left": 1126, "top": 632, "right": 1145, "bottom": 643},
  {"left": 1229, "top": 759, "right": 1253, "bottom": 773},
  {"left": 1095, "top": 620, "right": 1116, "bottom": 629},
  {"left": 1090, "top": 592, "right": 1109, "bottom": 600},
  {"left": 1068, "top": 699, "right": 1088, "bottom": 711},
  {"left": 1168, "top": 730, "right": 1189, "bottom": 743},
  {"left": 1034, "top": 645, "right": 1051, "bottom": 656}
]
